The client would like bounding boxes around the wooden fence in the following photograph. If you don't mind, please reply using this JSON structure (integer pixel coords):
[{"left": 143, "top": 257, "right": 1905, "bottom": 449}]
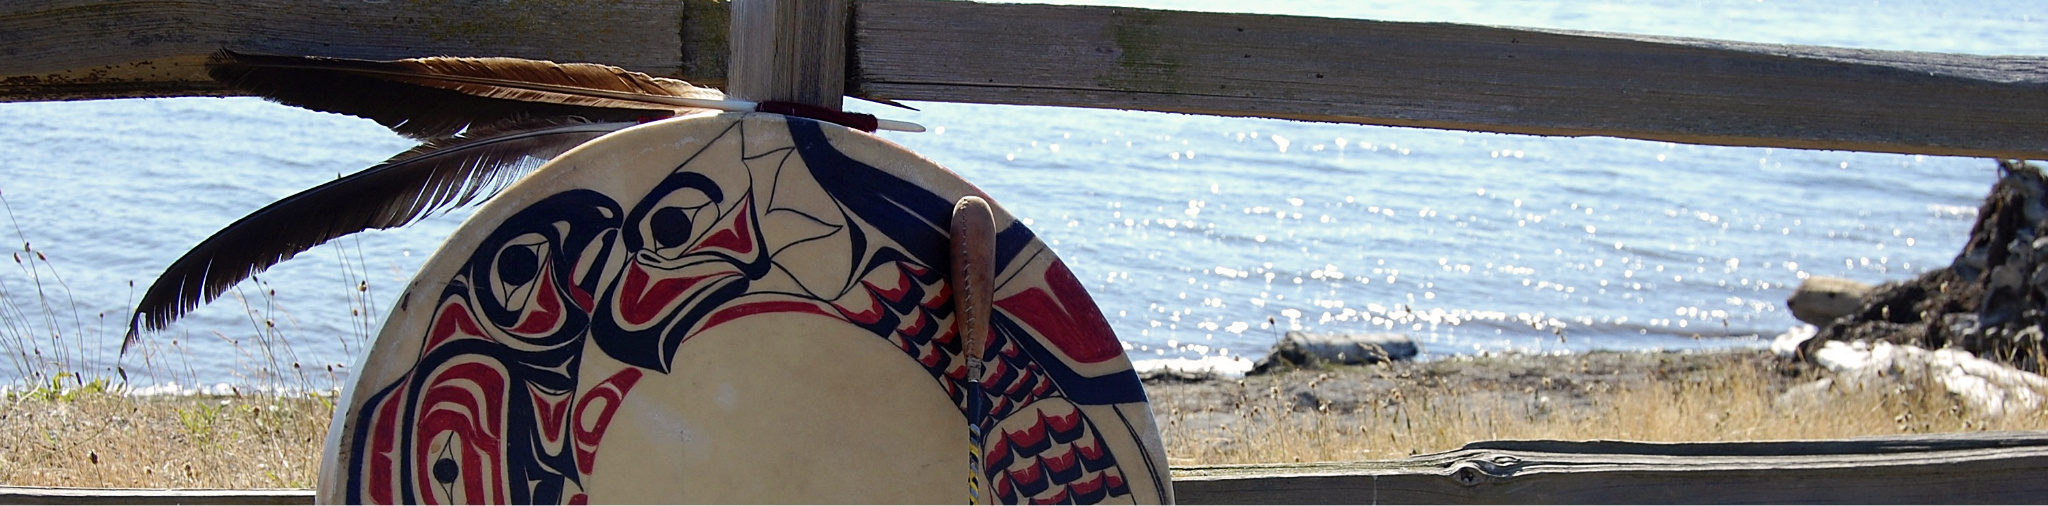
[
  {"left": 4, "top": 0, "right": 2048, "bottom": 503},
  {"left": 4, "top": 431, "right": 2046, "bottom": 504},
  {"left": 3, "top": 0, "right": 2045, "bottom": 158}
]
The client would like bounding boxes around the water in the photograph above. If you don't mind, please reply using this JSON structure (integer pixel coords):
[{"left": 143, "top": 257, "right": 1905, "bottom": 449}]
[{"left": 0, "top": 0, "right": 2041, "bottom": 387}]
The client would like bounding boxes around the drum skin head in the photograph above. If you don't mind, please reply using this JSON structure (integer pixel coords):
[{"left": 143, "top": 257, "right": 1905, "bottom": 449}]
[{"left": 318, "top": 113, "right": 1173, "bottom": 504}]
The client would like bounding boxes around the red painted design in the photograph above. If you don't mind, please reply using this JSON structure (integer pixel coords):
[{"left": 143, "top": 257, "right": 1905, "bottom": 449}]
[
  {"left": 897, "top": 310, "right": 930, "bottom": 339},
  {"left": 1043, "top": 450, "right": 1079, "bottom": 476},
  {"left": 425, "top": 302, "right": 486, "bottom": 352},
  {"left": 1032, "top": 488, "right": 1071, "bottom": 505},
  {"left": 1069, "top": 472, "right": 1106, "bottom": 497},
  {"left": 861, "top": 266, "right": 912, "bottom": 302},
  {"left": 993, "top": 260, "right": 1122, "bottom": 364},
  {"left": 688, "top": 196, "right": 755, "bottom": 256},
  {"left": 572, "top": 368, "right": 644, "bottom": 476},
  {"left": 699, "top": 300, "right": 833, "bottom": 332},
  {"left": 568, "top": 493, "right": 589, "bottom": 505},
  {"left": 414, "top": 361, "right": 509, "bottom": 504},
  {"left": 1006, "top": 416, "right": 1050, "bottom": 451},
  {"left": 618, "top": 263, "right": 735, "bottom": 326},
  {"left": 921, "top": 283, "right": 951, "bottom": 310},
  {"left": 991, "top": 471, "right": 1015, "bottom": 499},
  {"left": 1046, "top": 408, "right": 1082, "bottom": 435},
  {"left": 985, "top": 434, "right": 1011, "bottom": 468},
  {"left": 531, "top": 386, "right": 570, "bottom": 447},
  {"left": 1006, "top": 462, "right": 1044, "bottom": 490},
  {"left": 567, "top": 285, "right": 594, "bottom": 313},
  {"left": 916, "top": 341, "right": 944, "bottom": 368},
  {"left": 1075, "top": 438, "right": 1106, "bottom": 461},
  {"left": 366, "top": 384, "right": 408, "bottom": 504},
  {"left": 986, "top": 356, "right": 1012, "bottom": 382},
  {"left": 1031, "top": 375, "right": 1055, "bottom": 398},
  {"left": 831, "top": 293, "right": 885, "bottom": 325},
  {"left": 509, "top": 273, "right": 564, "bottom": 335}
]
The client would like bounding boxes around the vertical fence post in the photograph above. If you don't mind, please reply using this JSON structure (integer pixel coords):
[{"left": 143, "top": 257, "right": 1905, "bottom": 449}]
[{"left": 728, "top": 0, "right": 848, "bottom": 109}]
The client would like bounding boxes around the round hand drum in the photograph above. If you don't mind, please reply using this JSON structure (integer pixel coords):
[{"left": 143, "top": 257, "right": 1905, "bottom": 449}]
[{"left": 317, "top": 112, "right": 1174, "bottom": 504}]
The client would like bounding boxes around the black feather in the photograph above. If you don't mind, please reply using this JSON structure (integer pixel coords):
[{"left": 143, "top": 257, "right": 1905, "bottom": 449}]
[{"left": 123, "top": 120, "right": 637, "bottom": 349}]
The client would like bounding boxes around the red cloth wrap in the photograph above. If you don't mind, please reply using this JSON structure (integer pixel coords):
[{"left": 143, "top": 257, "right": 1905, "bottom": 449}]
[{"left": 754, "top": 101, "right": 881, "bottom": 132}]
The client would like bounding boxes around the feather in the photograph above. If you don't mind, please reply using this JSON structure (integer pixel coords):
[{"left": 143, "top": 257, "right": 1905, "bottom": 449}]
[
  {"left": 124, "top": 119, "right": 638, "bottom": 349},
  {"left": 208, "top": 51, "right": 722, "bottom": 139}
]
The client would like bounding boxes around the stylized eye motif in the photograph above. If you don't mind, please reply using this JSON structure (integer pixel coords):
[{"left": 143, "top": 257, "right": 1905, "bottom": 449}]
[
  {"left": 637, "top": 187, "right": 714, "bottom": 257},
  {"left": 432, "top": 455, "right": 459, "bottom": 485},
  {"left": 650, "top": 206, "right": 694, "bottom": 249},
  {"left": 496, "top": 242, "right": 542, "bottom": 287},
  {"left": 490, "top": 234, "right": 551, "bottom": 313}
]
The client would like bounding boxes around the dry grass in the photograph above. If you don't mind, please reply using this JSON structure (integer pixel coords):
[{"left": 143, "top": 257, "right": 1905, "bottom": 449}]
[
  {"left": 0, "top": 350, "right": 2044, "bottom": 487},
  {"left": 1153, "top": 351, "right": 2048, "bottom": 466},
  {"left": 0, "top": 193, "right": 357, "bottom": 489},
  {"left": 0, "top": 390, "right": 331, "bottom": 488}
]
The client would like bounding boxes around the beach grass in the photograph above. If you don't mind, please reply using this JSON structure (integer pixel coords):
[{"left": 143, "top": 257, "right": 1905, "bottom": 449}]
[
  {"left": 0, "top": 388, "right": 330, "bottom": 489},
  {"left": 0, "top": 350, "right": 2043, "bottom": 488},
  {"left": 1152, "top": 350, "right": 2048, "bottom": 466},
  {"left": 0, "top": 193, "right": 354, "bottom": 489}
]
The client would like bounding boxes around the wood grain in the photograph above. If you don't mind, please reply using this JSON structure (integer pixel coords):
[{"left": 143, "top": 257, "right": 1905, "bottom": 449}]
[
  {"left": 7, "top": 0, "right": 2045, "bottom": 158},
  {"left": 854, "top": 0, "right": 2048, "bottom": 159},
  {"left": 727, "top": 0, "right": 847, "bottom": 107},
  {"left": 0, "top": 486, "right": 310, "bottom": 505},
  {"left": 1173, "top": 431, "right": 2048, "bottom": 504},
  {"left": 0, "top": 0, "right": 727, "bottom": 102},
  {"left": 0, "top": 432, "right": 2044, "bottom": 503}
]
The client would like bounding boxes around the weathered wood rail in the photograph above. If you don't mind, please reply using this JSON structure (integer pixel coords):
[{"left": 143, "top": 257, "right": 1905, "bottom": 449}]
[
  {"left": 3, "top": 432, "right": 2045, "bottom": 504},
  {"left": 3, "top": 0, "right": 2045, "bottom": 159},
  {"left": 1176, "top": 431, "right": 2048, "bottom": 504}
]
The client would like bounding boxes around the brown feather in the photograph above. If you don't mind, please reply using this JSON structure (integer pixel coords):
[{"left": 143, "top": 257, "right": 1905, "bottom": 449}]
[
  {"left": 208, "top": 51, "right": 720, "bottom": 139},
  {"left": 124, "top": 119, "right": 637, "bottom": 349}
]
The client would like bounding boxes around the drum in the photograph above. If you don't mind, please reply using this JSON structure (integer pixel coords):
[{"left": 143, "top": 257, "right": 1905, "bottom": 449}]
[{"left": 318, "top": 112, "right": 1172, "bottom": 504}]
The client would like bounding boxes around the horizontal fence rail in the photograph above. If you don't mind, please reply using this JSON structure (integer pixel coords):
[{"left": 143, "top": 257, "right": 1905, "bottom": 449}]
[
  {"left": 0, "top": 0, "right": 730, "bottom": 100},
  {"left": 0, "top": 486, "right": 311, "bottom": 505},
  {"left": 3, "top": 432, "right": 2045, "bottom": 504},
  {"left": 853, "top": 0, "right": 2048, "bottom": 160},
  {"left": 1174, "top": 431, "right": 2048, "bottom": 504},
  {"left": 3, "top": 0, "right": 2046, "bottom": 158}
]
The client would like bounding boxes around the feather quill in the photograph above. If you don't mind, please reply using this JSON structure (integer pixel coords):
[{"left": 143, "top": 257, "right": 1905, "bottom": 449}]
[
  {"left": 124, "top": 119, "right": 638, "bottom": 349},
  {"left": 208, "top": 51, "right": 722, "bottom": 139}
]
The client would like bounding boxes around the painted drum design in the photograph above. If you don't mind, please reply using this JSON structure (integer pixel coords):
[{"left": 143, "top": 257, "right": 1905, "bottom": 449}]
[{"left": 321, "top": 113, "right": 1172, "bottom": 504}]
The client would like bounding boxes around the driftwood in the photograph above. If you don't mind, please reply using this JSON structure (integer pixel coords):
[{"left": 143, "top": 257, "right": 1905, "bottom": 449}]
[{"left": 3, "top": 1, "right": 2045, "bottom": 158}]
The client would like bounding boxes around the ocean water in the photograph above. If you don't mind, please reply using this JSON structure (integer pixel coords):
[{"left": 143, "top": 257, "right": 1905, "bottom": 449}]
[{"left": 0, "top": 0, "right": 2042, "bottom": 388}]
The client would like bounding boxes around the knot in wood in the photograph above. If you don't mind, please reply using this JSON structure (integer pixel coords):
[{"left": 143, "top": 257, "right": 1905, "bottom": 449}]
[
  {"left": 1447, "top": 463, "right": 1487, "bottom": 487},
  {"left": 1446, "top": 454, "right": 1523, "bottom": 487}
]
